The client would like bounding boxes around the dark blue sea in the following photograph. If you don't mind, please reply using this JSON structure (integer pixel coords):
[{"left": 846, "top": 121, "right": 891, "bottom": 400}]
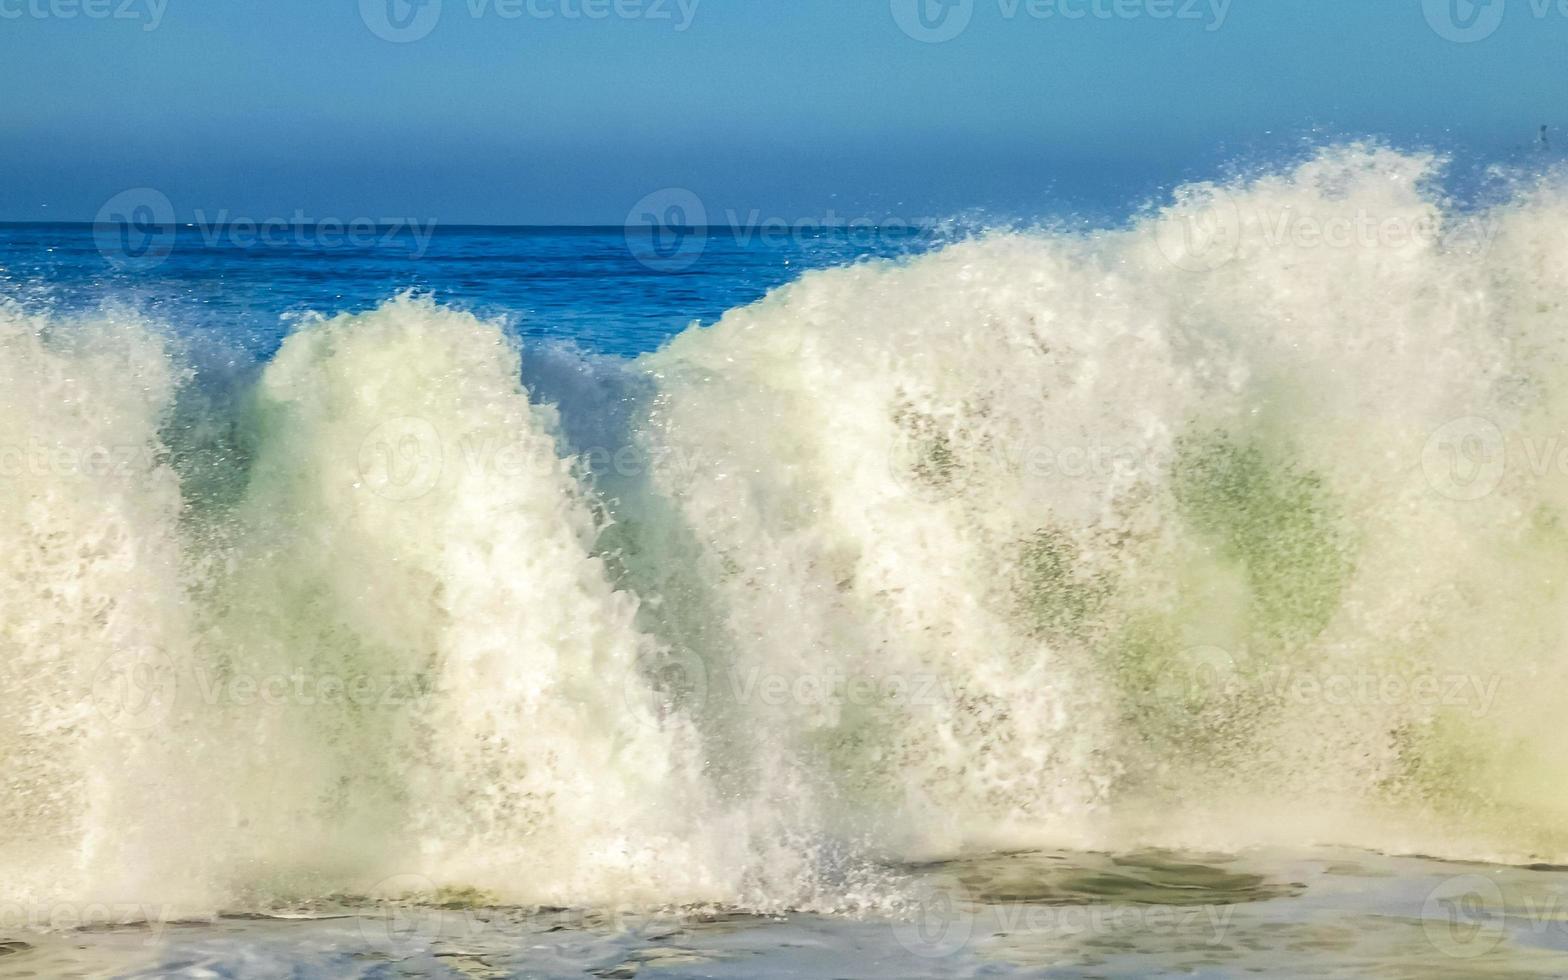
[{"left": 0, "top": 221, "right": 938, "bottom": 358}]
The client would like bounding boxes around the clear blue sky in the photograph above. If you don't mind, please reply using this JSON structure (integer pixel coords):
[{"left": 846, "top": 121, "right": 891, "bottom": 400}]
[{"left": 1, "top": 0, "right": 1563, "bottom": 224}]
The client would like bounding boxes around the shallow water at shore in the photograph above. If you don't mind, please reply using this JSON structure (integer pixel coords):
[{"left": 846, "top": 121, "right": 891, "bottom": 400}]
[{"left": 6, "top": 849, "right": 1566, "bottom": 979}]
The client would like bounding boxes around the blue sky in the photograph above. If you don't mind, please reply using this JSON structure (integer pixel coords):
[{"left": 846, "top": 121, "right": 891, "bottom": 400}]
[{"left": 1, "top": 0, "right": 1563, "bottom": 223}]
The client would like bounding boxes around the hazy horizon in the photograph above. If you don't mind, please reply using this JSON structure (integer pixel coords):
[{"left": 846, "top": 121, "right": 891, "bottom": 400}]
[{"left": 4, "top": 0, "right": 1566, "bottom": 224}]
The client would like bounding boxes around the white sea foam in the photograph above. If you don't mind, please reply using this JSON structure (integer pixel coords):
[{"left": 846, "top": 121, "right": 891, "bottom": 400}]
[{"left": 6, "top": 146, "right": 1568, "bottom": 918}]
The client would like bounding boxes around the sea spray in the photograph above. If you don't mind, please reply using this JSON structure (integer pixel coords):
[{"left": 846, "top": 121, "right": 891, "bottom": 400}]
[
  {"left": 5, "top": 146, "right": 1568, "bottom": 919},
  {"left": 193, "top": 296, "right": 738, "bottom": 905},
  {"left": 0, "top": 301, "right": 196, "bottom": 907},
  {"left": 629, "top": 144, "right": 1568, "bottom": 862}
]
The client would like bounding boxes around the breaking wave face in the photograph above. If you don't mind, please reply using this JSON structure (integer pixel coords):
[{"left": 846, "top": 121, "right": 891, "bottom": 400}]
[{"left": 7, "top": 143, "right": 1568, "bottom": 916}]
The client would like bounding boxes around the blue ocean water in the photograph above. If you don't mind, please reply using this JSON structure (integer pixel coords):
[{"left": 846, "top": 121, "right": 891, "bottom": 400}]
[{"left": 0, "top": 222, "right": 938, "bottom": 357}]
